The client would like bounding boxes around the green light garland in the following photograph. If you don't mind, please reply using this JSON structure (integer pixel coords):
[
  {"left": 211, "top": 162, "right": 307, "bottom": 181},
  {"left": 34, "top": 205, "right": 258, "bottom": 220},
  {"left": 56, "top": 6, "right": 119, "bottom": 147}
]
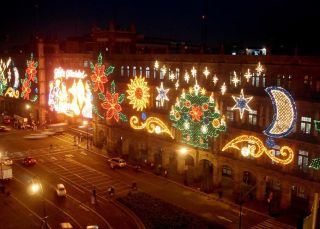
[
  {"left": 309, "top": 158, "right": 320, "bottom": 170},
  {"left": 314, "top": 120, "right": 320, "bottom": 132}
]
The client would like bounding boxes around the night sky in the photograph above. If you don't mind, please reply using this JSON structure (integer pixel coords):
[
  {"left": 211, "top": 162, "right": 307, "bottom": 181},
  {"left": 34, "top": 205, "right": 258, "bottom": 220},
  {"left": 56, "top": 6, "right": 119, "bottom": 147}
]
[{"left": 1, "top": 0, "right": 319, "bottom": 50}]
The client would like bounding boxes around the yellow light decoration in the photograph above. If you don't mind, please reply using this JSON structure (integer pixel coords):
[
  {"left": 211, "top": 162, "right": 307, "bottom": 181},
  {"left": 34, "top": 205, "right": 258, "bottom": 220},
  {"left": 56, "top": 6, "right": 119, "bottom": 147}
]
[
  {"left": 220, "top": 82, "right": 226, "bottom": 95},
  {"left": 5, "top": 87, "right": 19, "bottom": 98},
  {"left": 127, "top": 76, "right": 150, "bottom": 111},
  {"left": 256, "top": 62, "right": 264, "bottom": 76},
  {"left": 222, "top": 135, "right": 294, "bottom": 165},
  {"left": 130, "top": 116, "right": 174, "bottom": 139},
  {"left": 212, "top": 75, "right": 218, "bottom": 85},
  {"left": 175, "top": 80, "right": 179, "bottom": 90},
  {"left": 169, "top": 72, "right": 176, "bottom": 81},
  {"left": 184, "top": 71, "right": 190, "bottom": 83},
  {"left": 161, "top": 65, "right": 167, "bottom": 76},
  {"left": 154, "top": 60, "right": 159, "bottom": 70},
  {"left": 191, "top": 66, "right": 197, "bottom": 78}
]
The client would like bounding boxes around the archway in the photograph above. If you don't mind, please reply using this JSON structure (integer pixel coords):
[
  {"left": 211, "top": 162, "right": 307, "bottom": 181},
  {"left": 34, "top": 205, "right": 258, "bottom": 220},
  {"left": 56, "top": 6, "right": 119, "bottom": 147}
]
[
  {"left": 198, "top": 159, "right": 214, "bottom": 193},
  {"left": 265, "top": 176, "right": 281, "bottom": 216},
  {"left": 184, "top": 155, "right": 195, "bottom": 185},
  {"left": 241, "top": 170, "right": 257, "bottom": 199},
  {"left": 291, "top": 185, "right": 310, "bottom": 216}
]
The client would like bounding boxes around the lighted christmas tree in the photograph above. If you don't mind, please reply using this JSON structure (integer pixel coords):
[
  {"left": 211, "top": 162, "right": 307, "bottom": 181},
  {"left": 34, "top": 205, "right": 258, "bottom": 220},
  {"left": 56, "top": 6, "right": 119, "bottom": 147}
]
[{"left": 169, "top": 83, "right": 226, "bottom": 149}]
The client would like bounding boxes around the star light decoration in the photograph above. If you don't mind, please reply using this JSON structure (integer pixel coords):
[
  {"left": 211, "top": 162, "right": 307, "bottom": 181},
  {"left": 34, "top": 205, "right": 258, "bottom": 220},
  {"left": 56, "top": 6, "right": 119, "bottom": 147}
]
[
  {"left": 126, "top": 76, "right": 150, "bottom": 111},
  {"left": 169, "top": 82, "right": 226, "bottom": 149},
  {"left": 222, "top": 135, "right": 294, "bottom": 165},
  {"left": 255, "top": 62, "right": 264, "bottom": 76},
  {"left": 220, "top": 82, "right": 227, "bottom": 95},
  {"left": 156, "top": 82, "right": 170, "bottom": 106},
  {"left": 231, "top": 71, "right": 240, "bottom": 87},
  {"left": 212, "top": 75, "right": 218, "bottom": 85},
  {"left": 203, "top": 67, "right": 210, "bottom": 79},
  {"left": 244, "top": 69, "right": 252, "bottom": 82},
  {"left": 184, "top": 71, "right": 190, "bottom": 83},
  {"left": 231, "top": 89, "right": 253, "bottom": 119},
  {"left": 191, "top": 67, "right": 197, "bottom": 78}
]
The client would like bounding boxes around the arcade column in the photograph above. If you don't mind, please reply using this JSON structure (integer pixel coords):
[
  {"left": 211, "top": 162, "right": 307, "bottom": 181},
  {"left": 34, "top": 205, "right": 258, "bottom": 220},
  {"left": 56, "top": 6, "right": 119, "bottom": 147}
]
[{"left": 37, "top": 39, "right": 47, "bottom": 124}]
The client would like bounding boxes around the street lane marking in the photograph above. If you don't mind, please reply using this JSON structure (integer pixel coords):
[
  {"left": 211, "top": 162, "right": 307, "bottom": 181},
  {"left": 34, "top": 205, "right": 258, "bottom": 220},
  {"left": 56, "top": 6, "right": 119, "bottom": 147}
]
[
  {"left": 65, "top": 154, "right": 74, "bottom": 158},
  {"left": 79, "top": 204, "right": 90, "bottom": 212},
  {"left": 217, "top": 215, "right": 233, "bottom": 223},
  {"left": 80, "top": 151, "right": 87, "bottom": 156},
  {"left": 60, "top": 177, "right": 85, "bottom": 194}
]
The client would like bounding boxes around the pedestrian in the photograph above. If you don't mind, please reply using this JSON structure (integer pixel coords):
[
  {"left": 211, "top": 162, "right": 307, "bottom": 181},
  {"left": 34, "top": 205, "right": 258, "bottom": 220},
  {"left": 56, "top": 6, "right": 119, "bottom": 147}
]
[{"left": 164, "top": 169, "right": 168, "bottom": 178}]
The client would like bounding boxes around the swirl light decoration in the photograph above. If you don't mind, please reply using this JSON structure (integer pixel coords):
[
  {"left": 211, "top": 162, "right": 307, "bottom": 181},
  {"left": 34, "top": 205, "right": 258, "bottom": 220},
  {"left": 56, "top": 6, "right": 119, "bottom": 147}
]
[
  {"left": 130, "top": 116, "right": 174, "bottom": 139},
  {"left": 127, "top": 76, "right": 150, "bottom": 111},
  {"left": 222, "top": 135, "right": 294, "bottom": 165}
]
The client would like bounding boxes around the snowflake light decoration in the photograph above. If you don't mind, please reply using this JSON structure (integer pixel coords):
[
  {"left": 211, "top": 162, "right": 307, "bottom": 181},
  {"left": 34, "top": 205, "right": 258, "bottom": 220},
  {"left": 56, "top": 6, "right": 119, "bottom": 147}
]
[
  {"left": 221, "top": 82, "right": 227, "bottom": 95},
  {"left": 212, "top": 75, "right": 218, "bottom": 85},
  {"left": 169, "top": 72, "right": 176, "bottom": 81},
  {"left": 203, "top": 67, "right": 210, "bottom": 79},
  {"left": 244, "top": 69, "right": 252, "bottom": 82},
  {"left": 127, "top": 76, "right": 150, "bottom": 111},
  {"left": 156, "top": 82, "right": 170, "bottom": 106},
  {"left": 184, "top": 71, "right": 190, "bottom": 83},
  {"left": 175, "top": 80, "right": 179, "bottom": 90},
  {"left": 256, "top": 62, "right": 264, "bottom": 76},
  {"left": 231, "top": 71, "right": 240, "bottom": 87},
  {"left": 161, "top": 65, "right": 167, "bottom": 76},
  {"left": 191, "top": 67, "right": 197, "bottom": 78},
  {"left": 231, "top": 89, "right": 253, "bottom": 119}
]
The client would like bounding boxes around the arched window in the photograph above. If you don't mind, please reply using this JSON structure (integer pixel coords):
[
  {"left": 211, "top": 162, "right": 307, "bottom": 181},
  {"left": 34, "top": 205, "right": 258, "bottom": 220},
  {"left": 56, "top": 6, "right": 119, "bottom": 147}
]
[
  {"left": 146, "top": 67, "right": 150, "bottom": 78},
  {"left": 133, "top": 66, "right": 136, "bottom": 77},
  {"left": 127, "top": 66, "right": 130, "bottom": 77},
  {"left": 121, "top": 66, "right": 124, "bottom": 76}
]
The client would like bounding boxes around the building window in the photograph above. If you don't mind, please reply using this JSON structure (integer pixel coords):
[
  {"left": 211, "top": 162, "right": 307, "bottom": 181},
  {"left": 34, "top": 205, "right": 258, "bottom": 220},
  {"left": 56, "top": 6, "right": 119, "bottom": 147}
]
[
  {"left": 292, "top": 186, "right": 308, "bottom": 199},
  {"left": 139, "top": 66, "right": 143, "bottom": 76},
  {"left": 300, "top": 116, "right": 311, "bottom": 134},
  {"left": 298, "top": 150, "right": 309, "bottom": 172},
  {"left": 222, "top": 166, "right": 232, "bottom": 177},
  {"left": 133, "top": 66, "right": 136, "bottom": 77},
  {"left": 248, "top": 110, "right": 257, "bottom": 125},
  {"left": 255, "top": 75, "right": 259, "bottom": 87},
  {"left": 160, "top": 70, "right": 164, "bottom": 80},
  {"left": 277, "top": 75, "right": 281, "bottom": 86},
  {"left": 154, "top": 68, "right": 157, "bottom": 78},
  {"left": 84, "top": 61, "right": 89, "bottom": 68},
  {"left": 121, "top": 66, "right": 124, "bottom": 76},
  {"left": 226, "top": 106, "right": 234, "bottom": 122},
  {"left": 155, "top": 99, "right": 161, "bottom": 108},
  {"left": 262, "top": 75, "right": 266, "bottom": 87},
  {"left": 176, "top": 68, "right": 180, "bottom": 79},
  {"left": 271, "top": 145, "right": 280, "bottom": 165},
  {"left": 146, "top": 67, "right": 150, "bottom": 78},
  {"left": 127, "top": 66, "right": 130, "bottom": 77}
]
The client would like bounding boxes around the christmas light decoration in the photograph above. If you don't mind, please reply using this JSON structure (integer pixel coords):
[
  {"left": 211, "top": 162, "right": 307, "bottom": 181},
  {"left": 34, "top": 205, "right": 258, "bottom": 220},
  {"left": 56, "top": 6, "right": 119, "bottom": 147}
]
[
  {"left": 255, "top": 62, "right": 264, "bottom": 76},
  {"left": 169, "top": 72, "right": 175, "bottom": 81},
  {"left": 263, "top": 86, "right": 297, "bottom": 138},
  {"left": 244, "top": 69, "right": 252, "bottom": 82},
  {"left": 220, "top": 82, "right": 226, "bottom": 95},
  {"left": 170, "top": 84, "right": 226, "bottom": 149},
  {"left": 222, "top": 135, "right": 294, "bottom": 165},
  {"left": 130, "top": 116, "right": 174, "bottom": 139},
  {"left": 126, "top": 76, "right": 150, "bottom": 111},
  {"left": 5, "top": 87, "right": 19, "bottom": 98},
  {"left": 191, "top": 67, "right": 197, "bottom": 78},
  {"left": 154, "top": 60, "right": 159, "bottom": 70},
  {"left": 161, "top": 65, "right": 167, "bottom": 76},
  {"left": 231, "top": 89, "right": 253, "bottom": 119},
  {"left": 203, "top": 67, "right": 210, "bottom": 78},
  {"left": 309, "top": 158, "right": 320, "bottom": 170},
  {"left": 21, "top": 78, "right": 31, "bottom": 100},
  {"left": 184, "top": 71, "right": 190, "bottom": 83},
  {"left": 90, "top": 53, "right": 114, "bottom": 93},
  {"left": 231, "top": 71, "right": 240, "bottom": 87},
  {"left": 22, "top": 54, "right": 39, "bottom": 102},
  {"left": 212, "top": 75, "right": 218, "bottom": 85},
  {"left": 175, "top": 80, "right": 179, "bottom": 90},
  {"left": 0, "top": 58, "right": 10, "bottom": 95},
  {"left": 314, "top": 120, "right": 320, "bottom": 132},
  {"left": 156, "top": 82, "right": 170, "bottom": 106},
  {"left": 101, "top": 81, "right": 127, "bottom": 122}
]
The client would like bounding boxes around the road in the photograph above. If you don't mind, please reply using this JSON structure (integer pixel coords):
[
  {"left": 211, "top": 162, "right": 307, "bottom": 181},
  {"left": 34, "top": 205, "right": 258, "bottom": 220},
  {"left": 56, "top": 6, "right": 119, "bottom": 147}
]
[{"left": 0, "top": 128, "right": 295, "bottom": 229}]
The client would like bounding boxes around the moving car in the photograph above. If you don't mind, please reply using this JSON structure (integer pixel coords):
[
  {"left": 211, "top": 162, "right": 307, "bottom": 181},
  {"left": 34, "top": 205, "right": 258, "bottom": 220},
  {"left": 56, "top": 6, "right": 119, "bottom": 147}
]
[
  {"left": 3, "top": 116, "right": 11, "bottom": 124},
  {"left": 59, "top": 222, "right": 73, "bottom": 229},
  {"left": 86, "top": 226, "right": 99, "bottom": 229},
  {"left": 109, "top": 158, "right": 126, "bottom": 169},
  {"left": 22, "top": 157, "right": 36, "bottom": 166},
  {"left": 56, "top": 184, "right": 67, "bottom": 197}
]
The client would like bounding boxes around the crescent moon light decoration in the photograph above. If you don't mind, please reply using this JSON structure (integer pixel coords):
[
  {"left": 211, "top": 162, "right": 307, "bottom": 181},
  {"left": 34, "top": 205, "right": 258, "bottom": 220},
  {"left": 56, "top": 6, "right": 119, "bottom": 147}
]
[
  {"left": 130, "top": 116, "right": 174, "bottom": 139},
  {"left": 263, "top": 86, "right": 297, "bottom": 139},
  {"left": 222, "top": 135, "right": 294, "bottom": 165}
]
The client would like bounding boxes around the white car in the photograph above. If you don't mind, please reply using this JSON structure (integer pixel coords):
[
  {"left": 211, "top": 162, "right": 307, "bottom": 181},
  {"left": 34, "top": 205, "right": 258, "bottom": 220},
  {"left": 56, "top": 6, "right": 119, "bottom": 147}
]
[
  {"left": 56, "top": 184, "right": 67, "bottom": 197},
  {"left": 109, "top": 158, "right": 126, "bottom": 169}
]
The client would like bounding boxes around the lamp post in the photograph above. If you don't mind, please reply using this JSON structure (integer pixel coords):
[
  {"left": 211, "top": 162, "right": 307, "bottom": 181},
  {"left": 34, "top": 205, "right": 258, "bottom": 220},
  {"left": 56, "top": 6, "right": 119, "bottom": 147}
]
[
  {"left": 83, "top": 120, "right": 89, "bottom": 149},
  {"left": 30, "top": 179, "right": 48, "bottom": 229},
  {"left": 0, "top": 152, "right": 3, "bottom": 180}
]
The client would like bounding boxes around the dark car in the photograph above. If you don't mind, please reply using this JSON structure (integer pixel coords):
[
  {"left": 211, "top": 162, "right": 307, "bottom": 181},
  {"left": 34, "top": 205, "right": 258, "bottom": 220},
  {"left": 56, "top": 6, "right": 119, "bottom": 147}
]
[
  {"left": 22, "top": 157, "right": 36, "bottom": 166},
  {"left": 3, "top": 116, "right": 12, "bottom": 124},
  {"left": 0, "top": 126, "right": 10, "bottom": 132}
]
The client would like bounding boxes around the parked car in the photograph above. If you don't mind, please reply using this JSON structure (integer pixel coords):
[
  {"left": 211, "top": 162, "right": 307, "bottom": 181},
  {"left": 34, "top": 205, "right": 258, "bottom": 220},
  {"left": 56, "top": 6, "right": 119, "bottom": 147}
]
[
  {"left": 59, "top": 222, "right": 73, "bottom": 229},
  {"left": 86, "top": 226, "right": 99, "bottom": 229},
  {"left": 109, "top": 158, "right": 126, "bottom": 169},
  {"left": 0, "top": 126, "right": 10, "bottom": 132},
  {"left": 3, "top": 116, "right": 12, "bottom": 124},
  {"left": 55, "top": 184, "right": 66, "bottom": 197},
  {"left": 22, "top": 157, "right": 36, "bottom": 166},
  {"left": 1, "top": 156, "right": 13, "bottom": 166}
]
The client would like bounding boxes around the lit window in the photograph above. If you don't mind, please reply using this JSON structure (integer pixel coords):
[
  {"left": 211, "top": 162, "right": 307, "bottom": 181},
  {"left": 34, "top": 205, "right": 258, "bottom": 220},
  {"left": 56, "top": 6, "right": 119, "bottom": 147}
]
[
  {"left": 154, "top": 68, "right": 157, "bottom": 78},
  {"left": 121, "top": 66, "right": 124, "bottom": 76},
  {"left": 127, "top": 66, "right": 130, "bottom": 77},
  {"left": 133, "top": 66, "right": 136, "bottom": 77},
  {"left": 84, "top": 61, "right": 89, "bottom": 68},
  {"left": 226, "top": 106, "right": 234, "bottom": 122},
  {"left": 262, "top": 75, "right": 266, "bottom": 87},
  {"left": 255, "top": 76, "right": 259, "bottom": 87},
  {"left": 146, "top": 67, "right": 150, "bottom": 78},
  {"left": 176, "top": 68, "right": 180, "bottom": 79},
  {"left": 222, "top": 166, "right": 232, "bottom": 177},
  {"left": 155, "top": 100, "right": 161, "bottom": 108},
  {"left": 139, "top": 66, "right": 143, "bottom": 76},
  {"left": 298, "top": 150, "right": 309, "bottom": 172},
  {"left": 300, "top": 116, "right": 311, "bottom": 134},
  {"left": 160, "top": 70, "right": 164, "bottom": 80},
  {"left": 248, "top": 110, "right": 257, "bottom": 125}
]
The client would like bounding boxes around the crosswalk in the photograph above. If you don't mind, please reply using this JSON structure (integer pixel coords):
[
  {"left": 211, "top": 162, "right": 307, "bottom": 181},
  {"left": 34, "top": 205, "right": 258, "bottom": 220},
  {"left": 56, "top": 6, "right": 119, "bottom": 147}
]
[{"left": 250, "top": 218, "right": 296, "bottom": 229}]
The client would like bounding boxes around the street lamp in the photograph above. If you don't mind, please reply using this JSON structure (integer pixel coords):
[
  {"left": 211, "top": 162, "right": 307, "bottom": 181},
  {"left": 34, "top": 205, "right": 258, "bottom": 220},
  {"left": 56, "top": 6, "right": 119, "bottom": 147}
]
[
  {"left": 179, "top": 147, "right": 188, "bottom": 155},
  {"left": 83, "top": 120, "right": 89, "bottom": 149},
  {"left": 30, "top": 179, "right": 48, "bottom": 229}
]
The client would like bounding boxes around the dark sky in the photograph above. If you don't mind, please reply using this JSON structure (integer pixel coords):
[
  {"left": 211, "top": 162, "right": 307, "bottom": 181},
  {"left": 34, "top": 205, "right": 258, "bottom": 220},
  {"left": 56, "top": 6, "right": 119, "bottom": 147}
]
[{"left": 1, "top": 0, "right": 319, "bottom": 48}]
